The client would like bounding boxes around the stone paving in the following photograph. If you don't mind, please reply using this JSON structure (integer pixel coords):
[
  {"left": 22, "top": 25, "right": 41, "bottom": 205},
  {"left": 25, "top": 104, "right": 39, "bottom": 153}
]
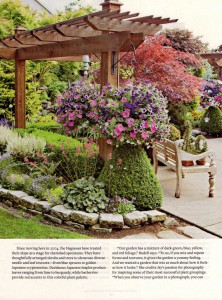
[{"left": 158, "top": 138, "right": 222, "bottom": 238}]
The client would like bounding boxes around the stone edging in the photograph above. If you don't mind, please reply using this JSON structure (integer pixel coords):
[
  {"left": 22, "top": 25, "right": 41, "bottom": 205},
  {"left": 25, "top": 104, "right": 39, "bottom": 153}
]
[{"left": 0, "top": 186, "right": 167, "bottom": 233}]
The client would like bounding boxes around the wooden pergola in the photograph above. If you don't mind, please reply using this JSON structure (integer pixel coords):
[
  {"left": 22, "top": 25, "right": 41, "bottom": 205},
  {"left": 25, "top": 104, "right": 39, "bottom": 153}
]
[
  {"left": 201, "top": 50, "right": 222, "bottom": 81},
  {"left": 0, "top": 0, "right": 177, "bottom": 128}
]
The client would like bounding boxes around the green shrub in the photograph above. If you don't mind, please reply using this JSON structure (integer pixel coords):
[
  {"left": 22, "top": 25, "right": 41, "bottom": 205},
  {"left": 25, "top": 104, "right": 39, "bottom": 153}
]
[
  {"left": 169, "top": 124, "right": 181, "bottom": 141},
  {"left": 62, "top": 177, "right": 109, "bottom": 213},
  {"left": 1, "top": 173, "right": 29, "bottom": 190},
  {"left": 27, "top": 121, "right": 62, "bottom": 133},
  {"left": 200, "top": 106, "right": 222, "bottom": 135},
  {"left": 45, "top": 186, "right": 63, "bottom": 205},
  {"left": 25, "top": 175, "right": 58, "bottom": 200},
  {"left": 98, "top": 145, "right": 163, "bottom": 210}
]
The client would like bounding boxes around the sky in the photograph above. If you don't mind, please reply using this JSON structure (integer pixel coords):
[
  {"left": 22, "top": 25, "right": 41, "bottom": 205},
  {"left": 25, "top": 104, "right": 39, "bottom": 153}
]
[{"left": 41, "top": 0, "right": 222, "bottom": 49}]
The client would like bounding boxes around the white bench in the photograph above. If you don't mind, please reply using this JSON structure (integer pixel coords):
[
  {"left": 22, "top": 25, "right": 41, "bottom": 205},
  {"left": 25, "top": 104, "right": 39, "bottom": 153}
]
[{"left": 153, "top": 139, "right": 217, "bottom": 198}]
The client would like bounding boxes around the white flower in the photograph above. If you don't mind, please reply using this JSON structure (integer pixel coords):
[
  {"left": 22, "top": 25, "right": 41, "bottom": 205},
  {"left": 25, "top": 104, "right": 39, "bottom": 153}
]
[
  {"left": 109, "top": 165, "right": 113, "bottom": 169},
  {"left": 204, "top": 117, "right": 210, "bottom": 123}
]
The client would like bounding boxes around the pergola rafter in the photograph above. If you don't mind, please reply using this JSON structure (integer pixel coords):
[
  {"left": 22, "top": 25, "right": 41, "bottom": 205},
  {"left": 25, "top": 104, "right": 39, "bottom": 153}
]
[{"left": 0, "top": 0, "right": 177, "bottom": 128}]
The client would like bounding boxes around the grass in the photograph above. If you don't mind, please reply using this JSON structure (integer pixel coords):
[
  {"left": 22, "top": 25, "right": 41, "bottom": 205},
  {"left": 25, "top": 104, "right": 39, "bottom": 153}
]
[{"left": 0, "top": 206, "right": 91, "bottom": 239}]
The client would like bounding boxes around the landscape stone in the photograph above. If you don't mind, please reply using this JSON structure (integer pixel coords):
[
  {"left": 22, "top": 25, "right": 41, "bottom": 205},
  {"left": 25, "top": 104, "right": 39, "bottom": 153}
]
[
  {"left": 122, "top": 233, "right": 158, "bottom": 239},
  {"left": 51, "top": 205, "right": 72, "bottom": 220},
  {"left": 143, "top": 210, "right": 167, "bottom": 223},
  {"left": 71, "top": 211, "right": 99, "bottom": 225},
  {"left": 2, "top": 199, "right": 13, "bottom": 207},
  {"left": 178, "top": 226, "right": 219, "bottom": 239},
  {"left": 91, "top": 224, "right": 112, "bottom": 234},
  {"left": 7, "top": 191, "right": 28, "bottom": 204},
  {"left": 18, "top": 205, "right": 27, "bottom": 211},
  {"left": 35, "top": 201, "right": 52, "bottom": 213},
  {"left": 157, "top": 230, "right": 189, "bottom": 239},
  {"left": 122, "top": 225, "right": 131, "bottom": 230},
  {"left": 164, "top": 218, "right": 180, "bottom": 227},
  {"left": 27, "top": 209, "right": 43, "bottom": 216},
  {"left": 19, "top": 196, "right": 38, "bottom": 209},
  {"left": 44, "top": 214, "right": 63, "bottom": 225},
  {"left": 123, "top": 211, "right": 147, "bottom": 227},
  {"left": 64, "top": 221, "right": 85, "bottom": 230},
  {"left": 0, "top": 188, "right": 9, "bottom": 198},
  {"left": 99, "top": 213, "right": 124, "bottom": 229}
]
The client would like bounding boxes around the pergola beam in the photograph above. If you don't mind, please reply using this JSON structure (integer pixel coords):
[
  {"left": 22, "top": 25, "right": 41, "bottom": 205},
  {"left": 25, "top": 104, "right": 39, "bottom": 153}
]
[
  {"left": 16, "top": 31, "right": 132, "bottom": 60},
  {"left": 84, "top": 16, "right": 162, "bottom": 35}
]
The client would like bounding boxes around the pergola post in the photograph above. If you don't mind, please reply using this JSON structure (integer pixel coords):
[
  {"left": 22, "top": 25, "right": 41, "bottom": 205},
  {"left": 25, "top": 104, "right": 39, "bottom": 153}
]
[
  {"left": 99, "top": 1, "right": 122, "bottom": 160},
  {"left": 14, "top": 27, "right": 27, "bottom": 129},
  {"left": 100, "top": 1, "right": 122, "bottom": 88},
  {"left": 15, "top": 58, "right": 26, "bottom": 128}
]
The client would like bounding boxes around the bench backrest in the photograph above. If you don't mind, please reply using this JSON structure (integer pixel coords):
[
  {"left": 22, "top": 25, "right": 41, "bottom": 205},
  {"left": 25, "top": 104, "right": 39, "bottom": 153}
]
[{"left": 153, "top": 139, "right": 181, "bottom": 170}]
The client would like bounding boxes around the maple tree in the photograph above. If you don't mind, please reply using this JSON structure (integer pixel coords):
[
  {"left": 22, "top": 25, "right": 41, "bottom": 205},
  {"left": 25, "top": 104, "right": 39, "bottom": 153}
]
[{"left": 121, "top": 35, "right": 203, "bottom": 103}]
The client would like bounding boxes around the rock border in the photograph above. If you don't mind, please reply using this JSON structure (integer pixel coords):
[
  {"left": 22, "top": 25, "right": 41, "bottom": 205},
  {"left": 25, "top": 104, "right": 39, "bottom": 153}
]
[{"left": 0, "top": 186, "right": 167, "bottom": 233}]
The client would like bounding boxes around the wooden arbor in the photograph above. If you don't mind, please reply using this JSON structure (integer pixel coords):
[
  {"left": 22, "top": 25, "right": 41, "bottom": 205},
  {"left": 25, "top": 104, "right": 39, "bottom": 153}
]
[
  {"left": 201, "top": 50, "right": 222, "bottom": 80},
  {"left": 0, "top": 0, "right": 177, "bottom": 128}
]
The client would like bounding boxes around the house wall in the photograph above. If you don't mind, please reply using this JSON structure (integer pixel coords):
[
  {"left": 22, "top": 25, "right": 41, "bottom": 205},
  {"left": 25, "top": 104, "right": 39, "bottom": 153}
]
[{"left": 21, "top": 0, "right": 53, "bottom": 14}]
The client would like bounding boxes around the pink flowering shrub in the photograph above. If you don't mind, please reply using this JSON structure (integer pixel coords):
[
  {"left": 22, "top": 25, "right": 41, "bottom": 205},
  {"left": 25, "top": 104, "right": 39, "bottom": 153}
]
[{"left": 55, "top": 83, "right": 170, "bottom": 147}]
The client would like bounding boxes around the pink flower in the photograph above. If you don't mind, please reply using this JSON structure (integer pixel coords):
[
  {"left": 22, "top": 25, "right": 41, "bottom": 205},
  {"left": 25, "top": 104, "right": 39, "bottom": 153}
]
[
  {"left": 144, "top": 121, "right": 149, "bottom": 129},
  {"left": 114, "top": 124, "right": 126, "bottom": 136},
  {"left": 141, "top": 131, "right": 149, "bottom": 140},
  {"left": 126, "top": 118, "right": 135, "bottom": 127},
  {"left": 121, "top": 110, "right": 130, "bottom": 118},
  {"left": 35, "top": 152, "right": 41, "bottom": 158},
  {"left": 90, "top": 100, "right": 97, "bottom": 107},
  {"left": 100, "top": 100, "right": 105, "bottom": 106},
  {"left": 107, "top": 139, "right": 113, "bottom": 144},
  {"left": 68, "top": 122, "right": 74, "bottom": 127},
  {"left": 24, "top": 157, "right": 29, "bottom": 163},
  {"left": 130, "top": 132, "right": 136, "bottom": 138},
  {"left": 121, "top": 97, "right": 127, "bottom": 103},
  {"left": 151, "top": 121, "right": 156, "bottom": 134}
]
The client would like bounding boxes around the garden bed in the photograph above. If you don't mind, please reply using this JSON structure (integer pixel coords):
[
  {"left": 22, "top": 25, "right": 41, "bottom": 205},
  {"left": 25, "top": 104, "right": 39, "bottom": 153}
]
[{"left": 0, "top": 185, "right": 189, "bottom": 239}]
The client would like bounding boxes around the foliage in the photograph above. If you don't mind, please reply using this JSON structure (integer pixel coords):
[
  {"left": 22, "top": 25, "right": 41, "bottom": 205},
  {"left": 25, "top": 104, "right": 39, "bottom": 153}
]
[
  {"left": 55, "top": 83, "right": 170, "bottom": 147},
  {"left": 25, "top": 175, "right": 58, "bottom": 200},
  {"left": 44, "top": 187, "right": 63, "bottom": 205},
  {"left": 1, "top": 172, "right": 29, "bottom": 190},
  {"left": 195, "top": 135, "right": 208, "bottom": 154},
  {"left": 180, "top": 120, "right": 196, "bottom": 154},
  {"left": 121, "top": 35, "right": 202, "bottom": 103},
  {"left": 0, "top": 153, "right": 14, "bottom": 176},
  {"left": 163, "top": 29, "right": 208, "bottom": 55},
  {"left": 98, "top": 144, "right": 163, "bottom": 210},
  {"left": 200, "top": 106, "right": 222, "bottom": 135},
  {"left": 0, "top": 0, "right": 39, "bottom": 37},
  {"left": 0, "top": 206, "right": 90, "bottom": 239},
  {"left": 6, "top": 134, "right": 46, "bottom": 158},
  {"left": 27, "top": 121, "right": 62, "bottom": 132},
  {"left": 200, "top": 80, "right": 222, "bottom": 109},
  {"left": 105, "top": 196, "right": 136, "bottom": 214},
  {"left": 168, "top": 103, "right": 189, "bottom": 133},
  {"left": 62, "top": 177, "right": 109, "bottom": 213},
  {"left": 0, "top": 125, "right": 18, "bottom": 152},
  {"left": 169, "top": 124, "right": 181, "bottom": 141}
]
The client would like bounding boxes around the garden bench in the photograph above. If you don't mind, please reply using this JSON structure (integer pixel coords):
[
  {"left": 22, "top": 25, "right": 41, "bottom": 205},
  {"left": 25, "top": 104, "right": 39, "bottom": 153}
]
[{"left": 153, "top": 139, "right": 217, "bottom": 198}]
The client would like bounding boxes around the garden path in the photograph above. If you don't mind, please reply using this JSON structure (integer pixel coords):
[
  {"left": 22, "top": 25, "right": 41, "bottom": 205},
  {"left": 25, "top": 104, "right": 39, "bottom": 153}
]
[{"left": 159, "top": 138, "right": 222, "bottom": 238}]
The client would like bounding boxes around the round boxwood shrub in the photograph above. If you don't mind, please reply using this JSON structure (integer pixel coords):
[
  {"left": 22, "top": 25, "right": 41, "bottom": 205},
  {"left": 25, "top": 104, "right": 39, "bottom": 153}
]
[
  {"left": 169, "top": 124, "right": 181, "bottom": 141},
  {"left": 200, "top": 106, "right": 222, "bottom": 135},
  {"left": 98, "top": 144, "right": 163, "bottom": 210}
]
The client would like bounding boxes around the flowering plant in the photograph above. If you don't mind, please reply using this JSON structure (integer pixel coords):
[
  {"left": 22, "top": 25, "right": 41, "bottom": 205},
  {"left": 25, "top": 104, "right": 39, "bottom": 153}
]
[
  {"left": 200, "top": 80, "right": 222, "bottom": 109},
  {"left": 55, "top": 83, "right": 169, "bottom": 146}
]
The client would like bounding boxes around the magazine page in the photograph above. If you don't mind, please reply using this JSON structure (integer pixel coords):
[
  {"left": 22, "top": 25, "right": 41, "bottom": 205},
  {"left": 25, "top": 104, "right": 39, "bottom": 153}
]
[{"left": 0, "top": 0, "right": 222, "bottom": 300}]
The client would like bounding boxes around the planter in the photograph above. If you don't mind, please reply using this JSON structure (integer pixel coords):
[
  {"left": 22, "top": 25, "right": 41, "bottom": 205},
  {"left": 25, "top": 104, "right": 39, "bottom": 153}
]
[
  {"left": 182, "top": 160, "right": 194, "bottom": 167},
  {"left": 98, "top": 138, "right": 114, "bottom": 161},
  {"left": 196, "top": 158, "right": 206, "bottom": 165}
]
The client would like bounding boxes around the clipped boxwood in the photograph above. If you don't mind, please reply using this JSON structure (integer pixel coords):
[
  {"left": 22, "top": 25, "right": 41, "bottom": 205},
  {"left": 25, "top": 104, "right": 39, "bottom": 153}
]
[
  {"left": 200, "top": 106, "right": 222, "bottom": 135},
  {"left": 169, "top": 124, "right": 181, "bottom": 141},
  {"left": 98, "top": 144, "right": 163, "bottom": 210},
  {"left": 27, "top": 121, "right": 62, "bottom": 133}
]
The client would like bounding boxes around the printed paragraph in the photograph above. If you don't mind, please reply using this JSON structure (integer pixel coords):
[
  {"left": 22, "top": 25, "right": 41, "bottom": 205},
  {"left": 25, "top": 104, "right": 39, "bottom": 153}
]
[
  {"left": 112, "top": 245, "right": 208, "bottom": 280},
  {"left": 11, "top": 246, "right": 109, "bottom": 280}
]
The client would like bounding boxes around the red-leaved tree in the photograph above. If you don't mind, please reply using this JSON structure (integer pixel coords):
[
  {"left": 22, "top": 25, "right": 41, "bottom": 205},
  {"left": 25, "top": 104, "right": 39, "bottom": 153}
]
[{"left": 121, "top": 35, "right": 203, "bottom": 103}]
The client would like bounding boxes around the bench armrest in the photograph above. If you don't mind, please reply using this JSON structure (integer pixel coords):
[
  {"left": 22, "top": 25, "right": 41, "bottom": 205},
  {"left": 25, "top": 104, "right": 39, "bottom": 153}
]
[{"left": 179, "top": 149, "right": 216, "bottom": 161}]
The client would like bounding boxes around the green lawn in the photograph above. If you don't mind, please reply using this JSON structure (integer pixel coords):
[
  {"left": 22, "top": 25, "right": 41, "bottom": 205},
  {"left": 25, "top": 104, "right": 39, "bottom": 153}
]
[{"left": 0, "top": 207, "right": 91, "bottom": 239}]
